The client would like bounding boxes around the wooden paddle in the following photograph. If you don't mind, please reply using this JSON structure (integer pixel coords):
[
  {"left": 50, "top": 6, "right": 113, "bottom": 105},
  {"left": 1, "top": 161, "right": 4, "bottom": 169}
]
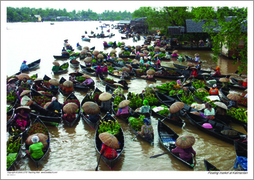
[
  {"left": 150, "top": 152, "right": 170, "bottom": 158},
  {"left": 95, "top": 153, "right": 102, "bottom": 171}
]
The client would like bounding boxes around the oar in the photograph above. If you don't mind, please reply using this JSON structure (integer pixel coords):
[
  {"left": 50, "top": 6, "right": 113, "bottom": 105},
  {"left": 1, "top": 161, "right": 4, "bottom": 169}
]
[
  {"left": 150, "top": 152, "right": 170, "bottom": 158},
  {"left": 131, "top": 134, "right": 139, "bottom": 141},
  {"left": 95, "top": 153, "right": 103, "bottom": 171}
]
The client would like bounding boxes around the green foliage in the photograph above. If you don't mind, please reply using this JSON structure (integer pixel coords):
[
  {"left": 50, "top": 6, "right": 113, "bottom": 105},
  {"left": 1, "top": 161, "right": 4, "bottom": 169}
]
[
  {"left": 122, "top": 50, "right": 131, "bottom": 56},
  {"left": 169, "top": 89, "right": 184, "bottom": 96},
  {"left": 60, "top": 63, "right": 69, "bottom": 70},
  {"left": 192, "top": 79, "right": 206, "bottom": 89},
  {"left": 98, "top": 120, "right": 121, "bottom": 135},
  {"left": 108, "top": 66, "right": 114, "bottom": 73},
  {"left": 180, "top": 92, "right": 197, "bottom": 105},
  {"left": 194, "top": 91, "right": 209, "bottom": 100},
  {"left": 127, "top": 93, "right": 143, "bottom": 109},
  {"left": 227, "top": 108, "right": 247, "bottom": 123},
  {"left": 128, "top": 115, "right": 145, "bottom": 131},
  {"left": 7, "top": 105, "right": 13, "bottom": 112},
  {"left": 156, "top": 81, "right": 177, "bottom": 91},
  {"left": 7, "top": 91, "right": 17, "bottom": 102},
  {"left": 76, "top": 76, "right": 86, "bottom": 83},
  {"left": 152, "top": 105, "right": 170, "bottom": 117}
]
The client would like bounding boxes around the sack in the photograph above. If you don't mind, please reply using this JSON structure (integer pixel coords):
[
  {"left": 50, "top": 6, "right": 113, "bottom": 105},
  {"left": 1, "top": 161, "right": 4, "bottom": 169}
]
[{"left": 220, "top": 130, "right": 238, "bottom": 136}]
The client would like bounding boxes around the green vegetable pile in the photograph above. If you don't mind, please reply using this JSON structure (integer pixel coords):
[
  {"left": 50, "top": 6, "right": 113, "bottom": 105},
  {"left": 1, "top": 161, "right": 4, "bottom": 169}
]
[
  {"left": 7, "top": 136, "right": 21, "bottom": 169},
  {"left": 227, "top": 108, "right": 247, "bottom": 123},
  {"left": 192, "top": 80, "right": 206, "bottom": 89},
  {"left": 194, "top": 91, "right": 209, "bottom": 100},
  {"left": 28, "top": 122, "right": 48, "bottom": 136},
  {"left": 127, "top": 93, "right": 143, "bottom": 109},
  {"left": 180, "top": 92, "right": 197, "bottom": 105},
  {"left": 122, "top": 50, "right": 131, "bottom": 56},
  {"left": 108, "top": 66, "right": 114, "bottom": 73},
  {"left": 30, "top": 74, "right": 37, "bottom": 80},
  {"left": 7, "top": 91, "right": 17, "bottom": 102},
  {"left": 156, "top": 81, "right": 177, "bottom": 91},
  {"left": 98, "top": 120, "right": 121, "bottom": 135},
  {"left": 143, "top": 92, "right": 158, "bottom": 106},
  {"left": 76, "top": 76, "right": 86, "bottom": 83},
  {"left": 128, "top": 115, "right": 145, "bottom": 131},
  {"left": 169, "top": 89, "right": 184, "bottom": 96},
  {"left": 60, "top": 63, "right": 69, "bottom": 70},
  {"left": 113, "top": 95, "right": 125, "bottom": 112},
  {"left": 152, "top": 105, "right": 170, "bottom": 117},
  {"left": 104, "top": 78, "right": 115, "bottom": 84},
  {"left": 158, "top": 53, "right": 166, "bottom": 58}
]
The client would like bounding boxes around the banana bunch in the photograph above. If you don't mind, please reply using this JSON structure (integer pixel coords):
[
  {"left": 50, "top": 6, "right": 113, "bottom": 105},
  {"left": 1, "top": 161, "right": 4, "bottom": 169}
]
[{"left": 227, "top": 108, "right": 247, "bottom": 123}]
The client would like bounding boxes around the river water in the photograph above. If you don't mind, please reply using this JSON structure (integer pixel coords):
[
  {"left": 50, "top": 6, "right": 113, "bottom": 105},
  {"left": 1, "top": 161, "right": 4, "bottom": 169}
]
[{"left": 3, "top": 21, "right": 250, "bottom": 178}]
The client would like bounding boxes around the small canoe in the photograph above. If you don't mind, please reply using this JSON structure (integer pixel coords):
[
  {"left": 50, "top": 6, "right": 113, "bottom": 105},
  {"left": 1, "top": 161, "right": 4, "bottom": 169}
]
[
  {"left": 80, "top": 64, "right": 97, "bottom": 76},
  {"left": 81, "top": 38, "right": 91, "bottom": 42},
  {"left": 99, "top": 75, "right": 129, "bottom": 90},
  {"left": 7, "top": 108, "right": 15, "bottom": 126},
  {"left": 53, "top": 55, "right": 70, "bottom": 60},
  {"left": 185, "top": 112, "right": 247, "bottom": 147},
  {"left": 53, "top": 62, "right": 69, "bottom": 75},
  {"left": 42, "top": 75, "right": 59, "bottom": 96},
  {"left": 62, "top": 92, "right": 81, "bottom": 127},
  {"left": 95, "top": 113, "right": 125, "bottom": 170},
  {"left": 133, "top": 69, "right": 157, "bottom": 82},
  {"left": 80, "top": 93, "right": 101, "bottom": 130},
  {"left": 19, "top": 59, "right": 41, "bottom": 74},
  {"left": 70, "top": 59, "right": 80, "bottom": 69},
  {"left": 25, "top": 116, "right": 50, "bottom": 168},
  {"left": 204, "top": 159, "right": 220, "bottom": 171},
  {"left": 157, "top": 119, "right": 195, "bottom": 169}
]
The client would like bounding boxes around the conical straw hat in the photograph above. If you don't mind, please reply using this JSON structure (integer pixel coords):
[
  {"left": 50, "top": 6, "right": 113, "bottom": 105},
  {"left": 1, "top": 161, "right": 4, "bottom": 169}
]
[
  {"left": 43, "top": 102, "right": 51, "bottom": 109},
  {"left": 169, "top": 102, "right": 185, "bottom": 113},
  {"left": 146, "top": 69, "right": 155, "bottom": 75},
  {"left": 17, "top": 73, "right": 30, "bottom": 80},
  {"left": 82, "top": 101, "right": 100, "bottom": 115},
  {"left": 93, "top": 50, "right": 99, "bottom": 56},
  {"left": 53, "top": 61, "right": 60, "bottom": 66},
  {"left": 227, "top": 93, "right": 240, "bottom": 101},
  {"left": 97, "top": 54, "right": 104, "bottom": 59},
  {"left": 214, "top": 102, "right": 228, "bottom": 110},
  {"left": 118, "top": 100, "right": 131, "bottom": 108},
  {"left": 63, "top": 102, "right": 79, "bottom": 114},
  {"left": 82, "top": 74, "right": 91, "bottom": 79},
  {"left": 84, "top": 57, "right": 93, "bottom": 63},
  {"left": 34, "top": 78, "right": 43, "bottom": 82},
  {"left": 99, "top": 132, "right": 119, "bottom": 149},
  {"left": 99, "top": 92, "right": 112, "bottom": 101},
  {"left": 20, "top": 90, "right": 31, "bottom": 97},
  {"left": 15, "top": 106, "right": 31, "bottom": 113},
  {"left": 63, "top": 81, "right": 73, "bottom": 87},
  {"left": 49, "top": 78, "right": 60, "bottom": 86},
  {"left": 175, "top": 135, "right": 195, "bottom": 149}
]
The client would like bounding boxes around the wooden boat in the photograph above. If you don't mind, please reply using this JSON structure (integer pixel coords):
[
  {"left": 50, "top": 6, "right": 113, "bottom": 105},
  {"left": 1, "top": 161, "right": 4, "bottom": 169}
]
[
  {"left": 19, "top": 59, "right": 41, "bottom": 73},
  {"left": 31, "top": 86, "right": 53, "bottom": 98},
  {"left": 108, "top": 70, "right": 132, "bottom": 80},
  {"left": 154, "top": 68, "right": 185, "bottom": 80},
  {"left": 133, "top": 69, "right": 157, "bottom": 82},
  {"left": 62, "top": 92, "right": 81, "bottom": 127},
  {"left": 70, "top": 59, "right": 80, "bottom": 69},
  {"left": 230, "top": 77, "right": 247, "bottom": 88},
  {"left": 42, "top": 75, "right": 59, "bottom": 96},
  {"left": 80, "top": 93, "right": 101, "bottom": 130},
  {"left": 80, "top": 64, "right": 97, "bottom": 76},
  {"left": 59, "top": 76, "right": 90, "bottom": 94},
  {"left": 99, "top": 75, "right": 129, "bottom": 90},
  {"left": 25, "top": 116, "right": 50, "bottom": 168},
  {"left": 204, "top": 159, "right": 220, "bottom": 171},
  {"left": 173, "top": 63, "right": 211, "bottom": 74},
  {"left": 157, "top": 119, "right": 195, "bottom": 169},
  {"left": 7, "top": 135, "right": 23, "bottom": 171},
  {"left": 185, "top": 55, "right": 199, "bottom": 63},
  {"left": 81, "top": 38, "right": 91, "bottom": 42},
  {"left": 206, "top": 77, "right": 247, "bottom": 91},
  {"left": 53, "top": 62, "right": 69, "bottom": 75},
  {"left": 7, "top": 108, "right": 15, "bottom": 126},
  {"left": 53, "top": 55, "right": 70, "bottom": 60},
  {"left": 185, "top": 112, "right": 247, "bottom": 147},
  {"left": 95, "top": 113, "right": 124, "bottom": 170},
  {"left": 234, "top": 141, "right": 247, "bottom": 171},
  {"left": 219, "top": 88, "right": 247, "bottom": 107}
]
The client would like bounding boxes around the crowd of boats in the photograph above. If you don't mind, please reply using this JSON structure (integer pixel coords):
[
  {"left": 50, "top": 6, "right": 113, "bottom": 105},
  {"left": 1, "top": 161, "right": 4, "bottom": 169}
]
[{"left": 6, "top": 25, "right": 248, "bottom": 171}]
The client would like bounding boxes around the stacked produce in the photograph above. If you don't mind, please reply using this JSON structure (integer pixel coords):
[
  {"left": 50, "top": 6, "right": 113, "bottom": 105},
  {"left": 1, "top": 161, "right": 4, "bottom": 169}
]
[
  {"left": 238, "top": 94, "right": 247, "bottom": 106},
  {"left": 128, "top": 115, "right": 145, "bottom": 131},
  {"left": 33, "top": 95, "right": 51, "bottom": 107},
  {"left": 192, "top": 79, "right": 206, "bottom": 89},
  {"left": 143, "top": 87, "right": 159, "bottom": 106},
  {"left": 127, "top": 93, "right": 143, "bottom": 110},
  {"left": 7, "top": 91, "right": 17, "bottom": 102},
  {"left": 98, "top": 120, "right": 121, "bottom": 135},
  {"left": 104, "top": 78, "right": 115, "bottom": 84},
  {"left": 179, "top": 92, "right": 197, "bottom": 105},
  {"left": 7, "top": 136, "right": 22, "bottom": 169},
  {"left": 152, "top": 105, "right": 170, "bottom": 117},
  {"left": 27, "top": 122, "right": 48, "bottom": 136},
  {"left": 76, "top": 76, "right": 86, "bottom": 83},
  {"left": 227, "top": 108, "right": 247, "bottom": 123},
  {"left": 113, "top": 95, "right": 125, "bottom": 112}
]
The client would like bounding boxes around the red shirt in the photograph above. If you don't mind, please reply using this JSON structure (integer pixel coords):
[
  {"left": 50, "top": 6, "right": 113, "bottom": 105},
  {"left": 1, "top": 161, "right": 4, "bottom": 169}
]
[
  {"left": 212, "top": 70, "right": 221, "bottom": 76},
  {"left": 242, "top": 82, "right": 247, "bottom": 87},
  {"left": 191, "top": 70, "right": 198, "bottom": 77},
  {"left": 100, "top": 143, "right": 117, "bottom": 159}
]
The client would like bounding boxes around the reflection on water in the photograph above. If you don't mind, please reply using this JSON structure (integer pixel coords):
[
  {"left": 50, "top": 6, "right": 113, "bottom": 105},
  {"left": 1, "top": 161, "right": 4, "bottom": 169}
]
[{"left": 4, "top": 21, "right": 248, "bottom": 175}]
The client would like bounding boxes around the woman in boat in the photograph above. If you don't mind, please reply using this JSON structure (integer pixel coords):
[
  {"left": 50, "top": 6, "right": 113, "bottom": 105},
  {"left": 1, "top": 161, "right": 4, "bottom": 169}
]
[
  {"left": 95, "top": 65, "right": 103, "bottom": 77},
  {"left": 20, "top": 60, "right": 29, "bottom": 72},
  {"left": 211, "top": 67, "right": 221, "bottom": 77},
  {"left": 215, "top": 105, "right": 228, "bottom": 120},
  {"left": 62, "top": 85, "right": 74, "bottom": 95},
  {"left": 209, "top": 84, "right": 219, "bottom": 95},
  {"left": 156, "top": 59, "right": 161, "bottom": 68},
  {"left": 7, "top": 78, "right": 16, "bottom": 92},
  {"left": 139, "top": 100, "right": 151, "bottom": 122},
  {"left": 199, "top": 102, "right": 215, "bottom": 120},
  {"left": 172, "top": 136, "right": 196, "bottom": 162},
  {"left": 33, "top": 79, "right": 44, "bottom": 91},
  {"left": 174, "top": 79, "right": 184, "bottom": 89},
  {"left": 100, "top": 140, "right": 118, "bottom": 160},
  {"left": 62, "top": 47, "right": 69, "bottom": 57},
  {"left": 102, "top": 65, "right": 108, "bottom": 74},
  {"left": 69, "top": 72, "right": 79, "bottom": 84},
  {"left": 62, "top": 112, "right": 76, "bottom": 122},
  {"left": 190, "top": 67, "right": 198, "bottom": 78},
  {"left": 14, "top": 107, "right": 30, "bottom": 131},
  {"left": 46, "top": 97, "right": 63, "bottom": 113},
  {"left": 194, "top": 53, "right": 200, "bottom": 62},
  {"left": 26, "top": 135, "right": 44, "bottom": 160},
  {"left": 139, "top": 57, "right": 144, "bottom": 65},
  {"left": 171, "top": 50, "right": 178, "bottom": 57},
  {"left": 52, "top": 64, "right": 60, "bottom": 73},
  {"left": 196, "top": 61, "right": 202, "bottom": 70},
  {"left": 20, "top": 77, "right": 31, "bottom": 90},
  {"left": 138, "top": 118, "right": 154, "bottom": 140},
  {"left": 20, "top": 90, "right": 33, "bottom": 106},
  {"left": 16, "top": 86, "right": 23, "bottom": 101},
  {"left": 81, "top": 77, "right": 95, "bottom": 87},
  {"left": 88, "top": 113, "right": 101, "bottom": 123}
]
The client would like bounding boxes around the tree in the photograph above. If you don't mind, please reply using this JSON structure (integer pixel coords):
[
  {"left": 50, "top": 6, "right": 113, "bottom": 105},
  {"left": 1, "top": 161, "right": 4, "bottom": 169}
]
[{"left": 192, "top": 6, "right": 247, "bottom": 73}]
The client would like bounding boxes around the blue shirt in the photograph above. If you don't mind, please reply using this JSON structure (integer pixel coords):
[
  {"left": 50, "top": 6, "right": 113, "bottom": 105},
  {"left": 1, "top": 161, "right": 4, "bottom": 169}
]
[{"left": 20, "top": 62, "right": 29, "bottom": 71}]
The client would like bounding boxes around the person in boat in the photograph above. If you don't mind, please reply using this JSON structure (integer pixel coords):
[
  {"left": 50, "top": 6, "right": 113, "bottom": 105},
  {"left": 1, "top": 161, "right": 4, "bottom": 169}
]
[
  {"left": 81, "top": 77, "right": 95, "bottom": 87},
  {"left": 62, "top": 84, "right": 74, "bottom": 95},
  {"left": 100, "top": 141, "right": 118, "bottom": 160},
  {"left": 20, "top": 77, "right": 31, "bottom": 90},
  {"left": 190, "top": 67, "right": 198, "bottom": 78},
  {"left": 174, "top": 79, "right": 184, "bottom": 89},
  {"left": 20, "top": 90, "right": 34, "bottom": 106},
  {"left": 196, "top": 61, "right": 202, "bottom": 70},
  {"left": 215, "top": 105, "right": 228, "bottom": 120},
  {"left": 211, "top": 66, "right": 221, "bottom": 77},
  {"left": 171, "top": 50, "right": 178, "bottom": 57},
  {"left": 66, "top": 44, "right": 74, "bottom": 51},
  {"left": 139, "top": 100, "right": 151, "bottom": 122},
  {"left": 52, "top": 64, "right": 60, "bottom": 73},
  {"left": 172, "top": 137, "right": 196, "bottom": 162},
  {"left": 116, "top": 104, "right": 131, "bottom": 119},
  {"left": 102, "top": 65, "right": 108, "bottom": 74},
  {"left": 156, "top": 59, "right": 161, "bottom": 68},
  {"left": 121, "top": 70, "right": 130, "bottom": 80},
  {"left": 62, "top": 112, "right": 76, "bottom": 122},
  {"left": 100, "top": 98, "right": 112, "bottom": 113},
  {"left": 137, "top": 118, "right": 154, "bottom": 140},
  {"left": 14, "top": 107, "right": 29, "bottom": 131},
  {"left": 168, "top": 108, "right": 186, "bottom": 122},
  {"left": 20, "top": 60, "right": 29, "bottom": 72},
  {"left": 135, "top": 52, "right": 140, "bottom": 59},
  {"left": 139, "top": 57, "right": 144, "bottom": 66},
  {"left": 209, "top": 84, "right": 219, "bottom": 95},
  {"left": 227, "top": 99, "right": 239, "bottom": 109},
  {"left": 33, "top": 79, "right": 44, "bottom": 91},
  {"left": 64, "top": 39, "right": 68, "bottom": 47},
  {"left": 46, "top": 97, "right": 63, "bottom": 113},
  {"left": 7, "top": 78, "right": 16, "bottom": 92},
  {"left": 95, "top": 66, "right": 103, "bottom": 77},
  {"left": 103, "top": 41, "right": 110, "bottom": 47},
  {"left": 88, "top": 113, "right": 101, "bottom": 123},
  {"left": 165, "top": 52, "right": 171, "bottom": 59},
  {"left": 113, "top": 85, "right": 124, "bottom": 96},
  {"left": 69, "top": 72, "right": 79, "bottom": 84},
  {"left": 199, "top": 102, "right": 215, "bottom": 120},
  {"left": 118, "top": 59, "right": 125, "bottom": 66},
  {"left": 16, "top": 86, "right": 23, "bottom": 101},
  {"left": 62, "top": 47, "right": 69, "bottom": 57},
  {"left": 194, "top": 53, "right": 200, "bottom": 62},
  {"left": 49, "top": 83, "right": 59, "bottom": 92},
  {"left": 26, "top": 135, "right": 44, "bottom": 160}
]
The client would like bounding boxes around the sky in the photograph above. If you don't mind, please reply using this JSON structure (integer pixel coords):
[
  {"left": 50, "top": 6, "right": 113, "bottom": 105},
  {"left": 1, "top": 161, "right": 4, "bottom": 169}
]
[{"left": 2, "top": 1, "right": 251, "bottom": 14}]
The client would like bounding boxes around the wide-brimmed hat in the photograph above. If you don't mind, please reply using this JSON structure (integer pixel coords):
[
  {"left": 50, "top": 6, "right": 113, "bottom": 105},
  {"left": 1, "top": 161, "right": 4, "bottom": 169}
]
[
  {"left": 17, "top": 73, "right": 30, "bottom": 80},
  {"left": 34, "top": 78, "right": 43, "bottom": 82},
  {"left": 173, "top": 50, "right": 178, "bottom": 54},
  {"left": 84, "top": 57, "right": 93, "bottom": 63},
  {"left": 146, "top": 69, "right": 155, "bottom": 75},
  {"left": 111, "top": 50, "right": 117, "bottom": 54},
  {"left": 160, "top": 48, "right": 166, "bottom": 52},
  {"left": 227, "top": 93, "right": 240, "bottom": 101},
  {"left": 82, "top": 74, "right": 91, "bottom": 79},
  {"left": 113, "top": 83, "right": 123, "bottom": 87},
  {"left": 195, "top": 53, "right": 199, "bottom": 57},
  {"left": 99, "top": 132, "right": 119, "bottom": 149},
  {"left": 43, "top": 102, "right": 51, "bottom": 109},
  {"left": 31, "top": 135, "right": 40, "bottom": 143},
  {"left": 93, "top": 50, "right": 99, "bottom": 56},
  {"left": 169, "top": 102, "right": 185, "bottom": 113},
  {"left": 175, "top": 135, "right": 195, "bottom": 149},
  {"left": 8, "top": 78, "right": 17, "bottom": 83},
  {"left": 20, "top": 90, "right": 31, "bottom": 97},
  {"left": 53, "top": 62, "right": 60, "bottom": 66},
  {"left": 63, "top": 81, "right": 73, "bottom": 87},
  {"left": 15, "top": 106, "right": 31, "bottom": 113},
  {"left": 49, "top": 78, "right": 60, "bottom": 86},
  {"left": 83, "top": 46, "right": 89, "bottom": 50},
  {"left": 219, "top": 78, "right": 229, "bottom": 83},
  {"left": 63, "top": 102, "right": 79, "bottom": 114},
  {"left": 122, "top": 67, "right": 129, "bottom": 71},
  {"left": 82, "top": 101, "right": 100, "bottom": 115},
  {"left": 118, "top": 100, "right": 130, "bottom": 109},
  {"left": 80, "top": 50, "right": 87, "bottom": 55},
  {"left": 99, "top": 92, "right": 112, "bottom": 101},
  {"left": 97, "top": 54, "right": 104, "bottom": 59},
  {"left": 214, "top": 102, "right": 228, "bottom": 110}
]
